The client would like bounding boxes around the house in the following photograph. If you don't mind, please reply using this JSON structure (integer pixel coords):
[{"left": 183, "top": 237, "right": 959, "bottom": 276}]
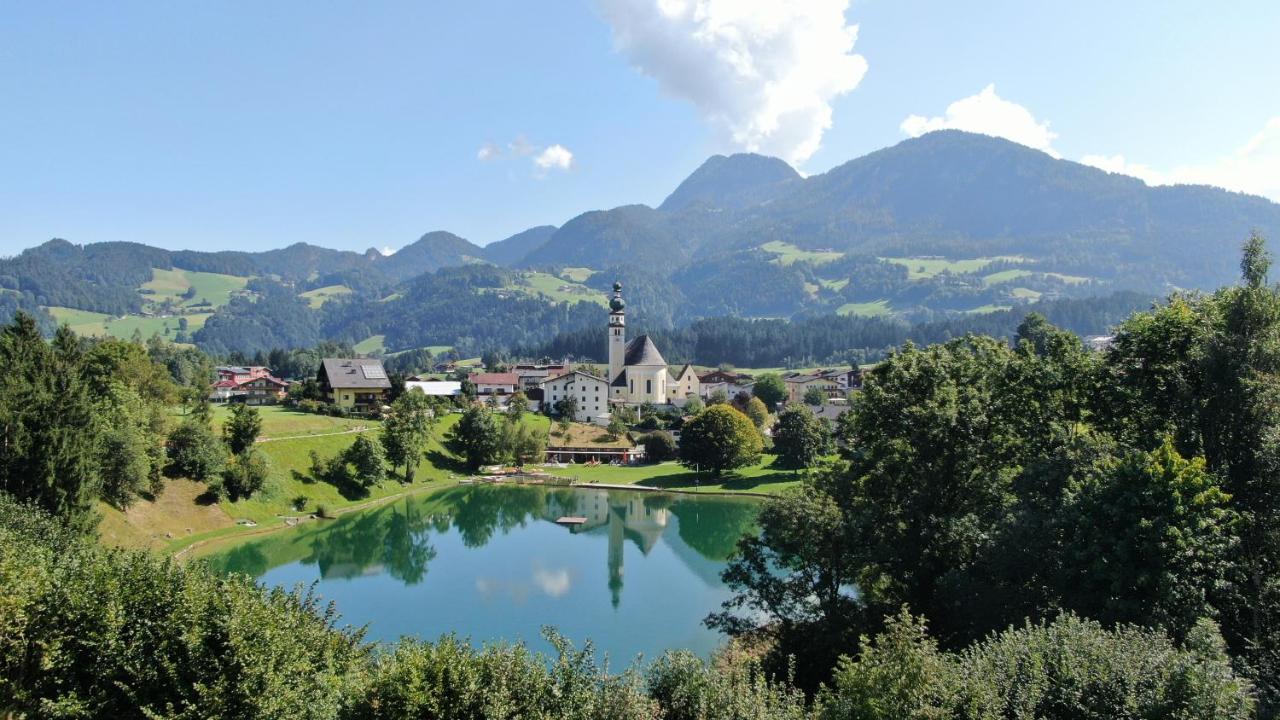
[
  {"left": 512, "top": 362, "right": 569, "bottom": 390},
  {"left": 668, "top": 364, "right": 701, "bottom": 404},
  {"left": 236, "top": 375, "right": 289, "bottom": 405},
  {"left": 318, "top": 358, "right": 391, "bottom": 413},
  {"left": 469, "top": 372, "right": 521, "bottom": 396},
  {"left": 540, "top": 370, "right": 610, "bottom": 423},
  {"left": 404, "top": 380, "right": 462, "bottom": 397},
  {"left": 784, "top": 372, "right": 843, "bottom": 404},
  {"left": 216, "top": 365, "right": 271, "bottom": 385},
  {"left": 697, "top": 369, "right": 753, "bottom": 386}
]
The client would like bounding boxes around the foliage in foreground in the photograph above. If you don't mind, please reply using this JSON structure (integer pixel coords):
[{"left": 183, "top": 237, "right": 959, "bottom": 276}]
[{"left": 0, "top": 495, "right": 1255, "bottom": 719}]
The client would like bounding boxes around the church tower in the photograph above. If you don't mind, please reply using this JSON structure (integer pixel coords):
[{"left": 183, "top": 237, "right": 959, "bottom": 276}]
[{"left": 608, "top": 281, "right": 626, "bottom": 383}]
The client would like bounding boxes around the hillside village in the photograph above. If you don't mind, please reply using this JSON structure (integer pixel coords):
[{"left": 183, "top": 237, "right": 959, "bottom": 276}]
[{"left": 207, "top": 281, "right": 864, "bottom": 465}]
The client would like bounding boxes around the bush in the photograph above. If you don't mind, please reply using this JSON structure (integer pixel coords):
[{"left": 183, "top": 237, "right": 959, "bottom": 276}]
[
  {"left": 642, "top": 431, "right": 678, "bottom": 463},
  {"left": 166, "top": 418, "right": 226, "bottom": 481}
]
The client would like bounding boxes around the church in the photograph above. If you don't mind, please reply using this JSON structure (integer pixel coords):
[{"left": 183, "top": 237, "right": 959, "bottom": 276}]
[{"left": 607, "top": 282, "right": 699, "bottom": 407}]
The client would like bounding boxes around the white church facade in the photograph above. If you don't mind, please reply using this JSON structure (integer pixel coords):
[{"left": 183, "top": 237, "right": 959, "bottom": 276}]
[{"left": 605, "top": 282, "right": 699, "bottom": 408}]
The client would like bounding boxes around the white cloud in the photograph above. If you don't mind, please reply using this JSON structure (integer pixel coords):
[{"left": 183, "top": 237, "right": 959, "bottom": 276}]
[
  {"left": 477, "top": 143, "right": 502, "bottom": 161},
  {"left": 534, "top": 144, "right": 574, "bottom": 171},
  {"left": 532, "top": 567, "right": 572, "bottom": 597},
  {"left": 379, "top": 246, "right": 396, "bottom": 256},
  {"left": 596, "top": 0, "right": 867, "bottom": 166},
  {"left": 1081, "top": 117, "right": 1280, "bottom": 202},
  {"left": 901, "top": 84, "right": 1060, "bottom": 157}
]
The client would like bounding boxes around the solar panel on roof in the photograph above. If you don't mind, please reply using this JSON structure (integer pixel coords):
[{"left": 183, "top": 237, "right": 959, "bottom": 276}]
[{"left": 361, "top": 365, "right": 387, "bottom": 379}]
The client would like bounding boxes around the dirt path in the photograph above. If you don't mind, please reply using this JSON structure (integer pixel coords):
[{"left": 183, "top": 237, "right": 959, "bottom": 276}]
[{"left": 255, "top": 426, "right": 372, "bottom": 443}]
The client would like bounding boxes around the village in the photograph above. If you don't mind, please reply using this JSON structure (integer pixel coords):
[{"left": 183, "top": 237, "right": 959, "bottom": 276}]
[{"left": 208, "top": 281, "right": 863, "bottom": 466}]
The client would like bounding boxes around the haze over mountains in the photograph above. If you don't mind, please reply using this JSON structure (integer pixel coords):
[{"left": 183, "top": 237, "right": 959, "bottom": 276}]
[{"left": 3, "top": 130, "right": 1278, "bottom": 357}]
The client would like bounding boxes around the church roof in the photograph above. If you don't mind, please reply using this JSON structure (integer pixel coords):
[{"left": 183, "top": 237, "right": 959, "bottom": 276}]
[{"left": 624, "top": 335, "right": 667, "bottom": 367}]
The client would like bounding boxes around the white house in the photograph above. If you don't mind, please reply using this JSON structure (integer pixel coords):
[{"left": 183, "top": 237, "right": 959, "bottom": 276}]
[
  {"left": 405, "top": 380, "right": 462, "bottom": 397},
  {"left": 540, "top": 370, "right": 610, "bottom": 423}
]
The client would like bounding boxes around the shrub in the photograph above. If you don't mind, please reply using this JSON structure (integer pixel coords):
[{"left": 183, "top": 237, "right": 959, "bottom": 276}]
[
  {"left": 166, "top": 418, "right": 226, "bottom": 481},
  {"left": 642, "top": 431, "right": 678, "bottom": 463}
]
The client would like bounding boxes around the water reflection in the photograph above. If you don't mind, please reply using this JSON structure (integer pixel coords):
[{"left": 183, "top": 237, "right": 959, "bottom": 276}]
[{"left": 205, "top": 485, "right": 761, "bottom": 658}]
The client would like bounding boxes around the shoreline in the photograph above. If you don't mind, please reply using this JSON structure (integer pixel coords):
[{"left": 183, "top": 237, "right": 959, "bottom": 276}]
[{"left": 176, "top": 475, "right": 778, "bottom": 561}]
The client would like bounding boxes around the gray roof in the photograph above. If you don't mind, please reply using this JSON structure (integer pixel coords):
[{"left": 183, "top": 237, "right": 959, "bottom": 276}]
[
  {"left": 623, "top": 335, "right": 667, "bottom": 367},
  {"left": 321, "top": 358, "right": 391, "bottom": 390}
]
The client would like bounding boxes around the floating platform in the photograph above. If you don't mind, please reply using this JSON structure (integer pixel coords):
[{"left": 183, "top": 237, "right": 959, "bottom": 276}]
[{"left": 556, "top": 516, "right": 588, "bottom": 526}]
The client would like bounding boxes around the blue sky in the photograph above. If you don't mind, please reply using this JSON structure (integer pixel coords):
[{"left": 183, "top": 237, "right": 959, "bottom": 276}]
[{"left": 2, "top": 1, "right": 1278, "bottom": 256}]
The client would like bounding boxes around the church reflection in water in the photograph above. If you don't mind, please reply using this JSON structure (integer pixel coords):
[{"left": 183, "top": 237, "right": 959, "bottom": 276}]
[{"left": 545, "top": 490, "right": 670, "bottom": 607}]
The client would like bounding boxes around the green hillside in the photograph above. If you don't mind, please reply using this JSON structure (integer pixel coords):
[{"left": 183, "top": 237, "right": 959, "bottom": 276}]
[
  {"left": 46, "top": 306, "right": 210, "bottom": 341},
  {"left": 299, "top": 284, "right": 353, "bottom": 308},
  {"left": 140, "top": 268, "right": 249, "bottom": 309}
]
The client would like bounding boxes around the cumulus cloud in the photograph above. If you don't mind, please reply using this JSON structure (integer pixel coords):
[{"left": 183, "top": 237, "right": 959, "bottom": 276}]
[
  {"left": 534, "top": 144, "right": 574, "bottom": 171},
  {"left": 477, "top": 136, "right": 574, "bottom": 175},
  {"left": 901, "top": 84, "right": 1060, "bottom": 156},
  {"left": 1081, "top": 117, "right": 1280, "bottom": 202},
  {"left": 596, "top": 0, "right": 867, "bottom": 166}
]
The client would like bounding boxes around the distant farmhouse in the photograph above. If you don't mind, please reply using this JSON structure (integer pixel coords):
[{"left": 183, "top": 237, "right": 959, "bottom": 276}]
[{"left": 318, "top": 358, "right": 390, "bottom": 413}]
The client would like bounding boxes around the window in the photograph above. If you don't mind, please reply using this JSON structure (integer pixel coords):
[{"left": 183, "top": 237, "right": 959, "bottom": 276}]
[
  {"left": 630, "top": 380, "right": 634, "bottom": 393},
  {"left": 646, "top": 379, "right": 652, "bottom": 394}
]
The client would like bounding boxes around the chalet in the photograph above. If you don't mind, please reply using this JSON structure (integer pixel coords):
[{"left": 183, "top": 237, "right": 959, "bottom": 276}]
[
  {"left": 469, "top": 372, "right": 521, "bottom": 396},
  {"left": 697, "top": 369, "right": 753, "bottom": 385},
  {"left": 236, "top": 375, "right": 289, "bottom": 405},
  {"left": 784, "top": 373, "right": 841, "bottom": 404},
  {"left": 318, "top": 358, "right": 391, "bottom": 413},
  {"left": 216, "top": 365, "right": 271, "bottom": 385},
  {"left": 540, "top": 370, "right": 610, "bottom": 423}
]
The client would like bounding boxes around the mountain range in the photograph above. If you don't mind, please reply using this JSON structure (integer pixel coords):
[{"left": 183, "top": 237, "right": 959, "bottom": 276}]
[{"left": 3, "top": 130, "right": 1278, "bottom": 357}]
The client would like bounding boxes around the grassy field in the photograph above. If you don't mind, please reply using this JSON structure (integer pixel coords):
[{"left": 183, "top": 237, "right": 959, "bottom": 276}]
[
  {"left": 761, "top": 241, "right": 843, "bottom": 266},
  {"left": 46, "top": 306, "right": 210, "bottom": 340},
  {"left": 837, "top": 299, "right": 893, "bottom": 317},
  {"left": 513, "top": 272, "right": 606, "bottom": 306},
  {"left": 819, "top": 278, "right": 850, "bottom": 291},
  {"left": 881, "top": 255, "right": 1027, "bottom": 280},
  {"left": 299, "top": 284, "right": 353, "bottom": 308},
  {"left": 982, "top": 268, "right": 1035, "bottom": 286},
  {"left": 205, "top": 405, "right": 371, "bottom": 439},
  {"left": 1044, "top": 272, "right": 1090, "bottom": 285},
  {"left": 1009, "top": 287, "right": 1042, "bottom": 300},
  {"left": 354, "top": 334, "right": 387, "bottom": 354},
  {"left": 560, "top": 267, "right": 596, "bottom": 282},
  {"left": 140, "top": 268, "right": 248, "bottom": 309},
  {"left": 964, "top": 304, "right": 1013, "bottom": 314}
]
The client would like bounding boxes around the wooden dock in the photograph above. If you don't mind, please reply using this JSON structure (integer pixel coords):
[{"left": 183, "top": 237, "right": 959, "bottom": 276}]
[{"left": 555, "top": 516, "right": 588, "bottom": 526}]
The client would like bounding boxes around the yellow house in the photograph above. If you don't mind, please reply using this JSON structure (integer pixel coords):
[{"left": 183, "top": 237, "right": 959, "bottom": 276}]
[{"left": 318, "top": 358, "right": 391, "bottom": 412}]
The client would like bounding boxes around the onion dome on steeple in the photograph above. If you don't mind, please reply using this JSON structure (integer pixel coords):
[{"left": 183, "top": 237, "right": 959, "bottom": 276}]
[{"left": 609, "top": 281, "right": 625, "bottom": 312}]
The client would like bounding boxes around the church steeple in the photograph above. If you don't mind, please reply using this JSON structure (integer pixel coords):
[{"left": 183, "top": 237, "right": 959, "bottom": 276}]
[{"left": 608, "top": 281, "right": 626, "bottom": 383}]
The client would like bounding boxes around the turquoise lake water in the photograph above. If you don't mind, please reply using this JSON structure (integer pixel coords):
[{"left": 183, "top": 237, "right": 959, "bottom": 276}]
[{"left": 206, "top": 485, "right": 761, "bottom": 662}]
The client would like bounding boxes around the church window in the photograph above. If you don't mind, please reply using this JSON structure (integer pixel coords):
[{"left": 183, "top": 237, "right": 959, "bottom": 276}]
[
  {"left": 630, "top": 380, "right": 634, "bottom": 393},
  {"left": 646, "top": 379, "right": 652, "bottom": 394}
]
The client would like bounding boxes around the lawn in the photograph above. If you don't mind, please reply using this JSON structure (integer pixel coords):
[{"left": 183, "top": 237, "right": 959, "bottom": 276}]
[
  {"left": 354, "top": 334, "right": 387, "bottom": 354},
  {"left": 881, "top": 255, "right": 1027, "bottom": 280},
  {"left": 514, "top": 272, "right": 606, "bottom": 306},
  {"left": 1044, "top": 272, "right": 1090, "bottom": 285},
  {"left": 140, "top": 267, "right": 248, "bottom": 309},
  {"left": 1009, "top": 287, "right": 1042, "bottom": 300},
  {"left": 560, "top": 267, "right": 596, "bottom": 282},
  {"left": 964, "top": 304, "right": 1013, "bottom": 314},
  {"left": 761, "top": 241, "right": 843, "bottom": 266},
  {"left": 819, "top": 278, "right": 850, "bottom": 291},
  {"left": 299, "top": 284, "right": 353, "bottom": 308},
  {"left": 46, "top": 306, "right": 210, "bottom": 341},
  {"left": 540, "top": 455, "right": 805, "bottom": 495},
  {"left": 837, "top": 299, "right": 893, "bottom": 317},
  {"left": 206, "top": 404, "right": 371, "bottom": 439},
  {"left": 982, "top": 268, "right": 1034, "bottom": 286}
]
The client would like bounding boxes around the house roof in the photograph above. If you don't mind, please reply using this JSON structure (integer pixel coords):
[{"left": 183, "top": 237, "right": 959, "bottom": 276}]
[
  {"left": 321, "top": 358, "right": 392, "bottom": 390},
  {"left": 671, "top": 363, "right": 696, "bottom": 380},
  {"left": 785, "top": 374, "right": 822, "bottom": 384},
  {"left": 624, "top": 335, "right": 667, "bottom": 367},
  {"left": 469, "top": 372, "right": 520, "bottom": 386},
  {"left": 540, "top": 369, "right": 607, "bottom": 386},
  {"left": 239, "top": 376, "right": 288, "bottom": 388}
]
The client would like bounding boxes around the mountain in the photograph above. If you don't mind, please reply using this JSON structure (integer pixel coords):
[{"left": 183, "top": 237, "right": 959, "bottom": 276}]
[
  {"left": 481, "top": 225, "right": 558, "bottom": 266},
  {"left": 374, "top": 231, "right": 484, "bottom": 282},
  {"left": 522, "top": 205, "right": 689, "bottom": 273},
  {"left": 659, "top": 152, "right": 801, "bottom": 212}
]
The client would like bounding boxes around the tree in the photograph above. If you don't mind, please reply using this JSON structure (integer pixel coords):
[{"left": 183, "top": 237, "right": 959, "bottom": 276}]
[
  {"left": 344, "top": 435, "right": 387, "bottom": 487},
  {"left": 0, "top": 316, "right": 103, "bottom": 532},
  {"left": 1060, "top": 438, "right": 1238, "bottom": 639},
  {"left": 223, "top": 402, "right": 263, "bottom": 455},
  {"left": 707, "top": 389, "right": 729, "bottom": 406},
  {"left": 507, "top": 391, "right": 529, "bottom": 421},
  {"left": 683, "top": 395, "right": 704, "bottom": 415},
  {"left": 743, "top": 396, "right": 770, "bottom": 428},
  {"left": 381, "top": 391, "right": 436, "bottom": 482},
  {"left": 802, "top": 386, "right": 827, "bottom": 407},
  {"left": 642, "top": 431, "right": 677, "bottom": 462},
  {"left": 553, "top": 396, "right": 579, "bottom": 419},
  {"left": 96, "top": 384, "right": 159, "bottom": 508},
  {"left": 607, "top": 414, "right": 628, "bottom": 440},
  {"left": 752, "top": 372, "right": 787, "bottom": 409},
  {"left": 166, "top": 417, "right": 227, "bottom": 482},
  {"left": 455, "top": 405, "right": 505, "bottom": 470},
  {"left": 772, "top": 405, "right": 830, "bottom": 470},
  {"left": 219, "top": 447, "right": 270, "bottom": 500},
  {"left": 505, "top": 421, "right": 546, "bottom": 466},
  {"left": 678, "top": 405, "right": 762, "bottom": 476}
]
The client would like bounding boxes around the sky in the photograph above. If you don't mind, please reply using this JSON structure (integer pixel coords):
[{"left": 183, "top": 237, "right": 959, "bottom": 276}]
[{"left": 2, "top": 0, "right": 1279, "bottom": 256}]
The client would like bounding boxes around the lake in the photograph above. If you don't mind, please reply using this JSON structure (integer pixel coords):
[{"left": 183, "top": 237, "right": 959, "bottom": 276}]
[{"left": 205, "top": 485, "right": 761, "bottom": 662}]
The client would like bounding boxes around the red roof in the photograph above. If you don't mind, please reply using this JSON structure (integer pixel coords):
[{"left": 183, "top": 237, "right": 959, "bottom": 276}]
[
  {"left": 469, "top": 372, "right": 520, "bottom": 386},
  {"left": 213, "top": 379, "right": 238, "bottom": 388}
]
